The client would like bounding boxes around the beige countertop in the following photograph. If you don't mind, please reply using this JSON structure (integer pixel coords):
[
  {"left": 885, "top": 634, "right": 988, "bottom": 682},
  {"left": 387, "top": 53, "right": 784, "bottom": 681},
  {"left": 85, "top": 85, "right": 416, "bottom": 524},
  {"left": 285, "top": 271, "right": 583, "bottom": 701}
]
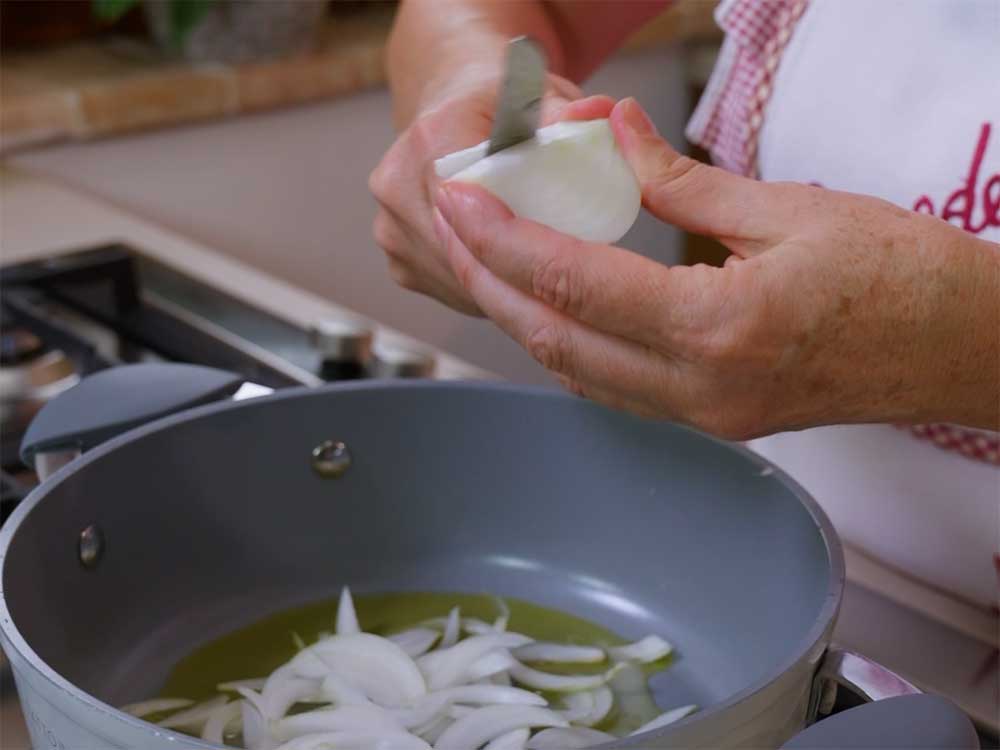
[
  {"left": 0, "top": 1, "right": 721, "bottom": 154},
  {"left": 0, "top": 165, "right": 491, "bottom": 381}
]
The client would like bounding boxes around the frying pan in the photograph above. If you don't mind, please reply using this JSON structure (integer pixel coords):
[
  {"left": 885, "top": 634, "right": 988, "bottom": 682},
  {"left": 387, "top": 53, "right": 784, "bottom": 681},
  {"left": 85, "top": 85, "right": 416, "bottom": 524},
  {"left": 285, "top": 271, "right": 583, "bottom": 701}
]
[{"left": 0, "top": 365, "right": 979, "bottom": 749}]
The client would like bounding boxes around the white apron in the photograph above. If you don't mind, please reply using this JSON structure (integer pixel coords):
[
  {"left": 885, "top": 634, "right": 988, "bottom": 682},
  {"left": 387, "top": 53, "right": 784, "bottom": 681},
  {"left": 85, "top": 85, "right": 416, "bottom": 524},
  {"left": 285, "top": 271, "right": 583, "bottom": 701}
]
[{"left": 694, "top": 0, "right": 1000, "bottom": 609}]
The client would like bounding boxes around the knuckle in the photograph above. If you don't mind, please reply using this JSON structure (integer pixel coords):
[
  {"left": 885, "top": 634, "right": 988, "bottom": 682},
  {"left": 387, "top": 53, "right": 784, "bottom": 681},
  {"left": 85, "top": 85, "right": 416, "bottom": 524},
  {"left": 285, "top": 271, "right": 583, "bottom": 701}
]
[
  {"left": 525, "top": 323, "right": 574, "bottom": 375},
  {"left": 644, "top": 154, "right": 709, "bottom": 204},
  {"left": 372, "top": 213, "right": 398, "bottom": 252},
  {"left": 531, "top": 255, "right": 583, "bottom": 316},
  {"left": 386, "top": 260, "right": 418, "bottom": 291}
]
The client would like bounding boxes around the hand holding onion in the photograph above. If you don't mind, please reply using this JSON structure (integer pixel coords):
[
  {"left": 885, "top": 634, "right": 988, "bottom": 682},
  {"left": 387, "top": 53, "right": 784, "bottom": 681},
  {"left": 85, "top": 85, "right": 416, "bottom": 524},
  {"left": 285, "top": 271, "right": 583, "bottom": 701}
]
[
  {"left": 433, "top": 98, "right": 1000, "bottom": 437},
  {"left": 368, "top": 72, "right": 610, "bottom": 316}
]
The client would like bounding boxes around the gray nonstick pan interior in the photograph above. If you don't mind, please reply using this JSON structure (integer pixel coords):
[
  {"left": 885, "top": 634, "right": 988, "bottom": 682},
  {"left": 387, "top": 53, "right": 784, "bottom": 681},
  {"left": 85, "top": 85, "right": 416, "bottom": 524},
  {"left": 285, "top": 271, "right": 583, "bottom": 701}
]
[{"left": 2, "top": 383, "right": 837, "bottom": 718}]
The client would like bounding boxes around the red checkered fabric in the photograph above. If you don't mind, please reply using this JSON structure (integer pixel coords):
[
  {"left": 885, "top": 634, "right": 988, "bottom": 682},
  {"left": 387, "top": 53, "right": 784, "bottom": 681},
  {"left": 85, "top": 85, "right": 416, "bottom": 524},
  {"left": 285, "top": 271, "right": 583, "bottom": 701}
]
[
  {"left": 686, "top": 0, "right": 807, "bottom": 177},
  {"left": 686, "top": 0, "right": 1000, "bottom": 466},
  {"left": 906, "top": 424, "right": 1000, "bottom": 465}
]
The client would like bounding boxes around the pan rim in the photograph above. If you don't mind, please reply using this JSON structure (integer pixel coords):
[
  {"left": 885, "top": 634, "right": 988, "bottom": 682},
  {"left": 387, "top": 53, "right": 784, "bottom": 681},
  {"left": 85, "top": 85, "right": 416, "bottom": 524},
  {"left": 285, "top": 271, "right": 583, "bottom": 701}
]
[{"left": 0, "top": 379, "right": 845, "bottom": 747}]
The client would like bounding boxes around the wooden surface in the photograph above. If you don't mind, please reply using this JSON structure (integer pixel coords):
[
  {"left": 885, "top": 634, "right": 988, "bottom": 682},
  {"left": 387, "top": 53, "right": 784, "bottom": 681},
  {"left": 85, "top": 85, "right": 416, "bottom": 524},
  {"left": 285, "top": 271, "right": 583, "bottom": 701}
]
[{"left": 0, "top": 1, "right": 720, "bottom": 154}]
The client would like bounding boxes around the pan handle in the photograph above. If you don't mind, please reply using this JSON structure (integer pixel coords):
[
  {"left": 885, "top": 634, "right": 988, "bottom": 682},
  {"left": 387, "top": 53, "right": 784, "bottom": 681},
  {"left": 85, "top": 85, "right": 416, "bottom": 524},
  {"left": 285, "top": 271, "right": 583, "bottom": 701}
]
[
  {"left": 781, "top": 694, "right": 979, "bottom": 748},
  {"left": 20, "top": 363, "right": 267, "bottom": 480},
  {"left": 780, "top": 647, "right": 979, "bottom": 748},
  {"left": 809, "top": 647, "right": 920, "bottom": 715}
]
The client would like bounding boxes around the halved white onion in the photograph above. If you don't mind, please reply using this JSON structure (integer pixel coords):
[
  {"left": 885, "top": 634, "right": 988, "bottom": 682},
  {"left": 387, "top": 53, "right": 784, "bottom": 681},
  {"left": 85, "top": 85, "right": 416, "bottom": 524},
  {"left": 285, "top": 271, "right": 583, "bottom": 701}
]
[
  {"left": 629, "top": 704, "right": 698, "bottom": 735},
  {"left": 435, "top": 119, "right": 641, "bottom": 244},
  {"left": 526, "top": 727, "right": 616, "bottom": 749},
  {"left": 434, "top": 705, "right": 568, "bottom": 750},
  {"left": 336, "top": 586, "right": 361, "bottom": 636},
  {"left": 607, "top": 635, "right": 672, "bottom": 664},
  {"left": 121, "top": 697, "right": 193, "bottom": 718},
  {"left": 291, "top": 633, "right": 426, "bottom": 707},
  {"left": 513, "top": 643, "right": 605, "bottom": 664}
]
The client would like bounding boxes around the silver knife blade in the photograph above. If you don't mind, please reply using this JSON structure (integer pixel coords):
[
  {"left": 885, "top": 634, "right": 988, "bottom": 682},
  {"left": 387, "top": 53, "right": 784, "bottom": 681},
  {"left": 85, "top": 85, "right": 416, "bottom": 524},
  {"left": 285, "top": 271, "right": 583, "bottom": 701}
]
[{"left": 487, "top": 36, "right": 547, "bottom": 155}]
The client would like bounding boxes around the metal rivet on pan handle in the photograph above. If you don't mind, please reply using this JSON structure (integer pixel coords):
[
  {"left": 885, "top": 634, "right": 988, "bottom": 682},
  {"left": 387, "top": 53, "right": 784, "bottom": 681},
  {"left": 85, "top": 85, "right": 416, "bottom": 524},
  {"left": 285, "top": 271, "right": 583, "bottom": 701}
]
[
  {"left": 78, "top": 524, "right": 104, "bottom": 569},
  {"left": 312, "top": 440, "right": 351, "bottom": 478}
]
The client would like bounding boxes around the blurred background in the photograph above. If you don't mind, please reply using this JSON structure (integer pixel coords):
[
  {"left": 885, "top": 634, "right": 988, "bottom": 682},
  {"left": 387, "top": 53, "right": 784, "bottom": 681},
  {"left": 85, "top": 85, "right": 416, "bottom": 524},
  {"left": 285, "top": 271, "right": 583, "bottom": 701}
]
[{"left": 1, "top": 0, "right": 724, "bottom": 384}]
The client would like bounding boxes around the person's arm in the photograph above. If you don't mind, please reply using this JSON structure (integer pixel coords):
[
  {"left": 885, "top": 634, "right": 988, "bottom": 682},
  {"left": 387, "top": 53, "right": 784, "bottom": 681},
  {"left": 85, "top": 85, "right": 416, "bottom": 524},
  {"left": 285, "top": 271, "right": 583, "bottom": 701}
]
[{"left": 387, "top": 0, "right": 670, "bottom": 127}]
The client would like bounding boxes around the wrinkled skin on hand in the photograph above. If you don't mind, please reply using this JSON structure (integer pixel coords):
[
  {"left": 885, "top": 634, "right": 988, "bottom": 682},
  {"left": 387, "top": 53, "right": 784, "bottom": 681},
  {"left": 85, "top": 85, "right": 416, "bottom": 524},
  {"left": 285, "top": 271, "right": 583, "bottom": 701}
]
[
  {"left": 432, "top": 98, "right": 1000, "bottom": 437},
  {"left": 369, "top": 76, "right": 614, "bottom": 316}
]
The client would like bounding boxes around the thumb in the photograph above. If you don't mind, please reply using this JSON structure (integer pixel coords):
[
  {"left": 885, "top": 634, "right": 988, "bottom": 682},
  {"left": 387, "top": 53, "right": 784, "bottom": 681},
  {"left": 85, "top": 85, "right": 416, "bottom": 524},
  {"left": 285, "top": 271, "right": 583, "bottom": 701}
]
[{"left": 610, "top": 98, "right": 786, "bottom": 253}]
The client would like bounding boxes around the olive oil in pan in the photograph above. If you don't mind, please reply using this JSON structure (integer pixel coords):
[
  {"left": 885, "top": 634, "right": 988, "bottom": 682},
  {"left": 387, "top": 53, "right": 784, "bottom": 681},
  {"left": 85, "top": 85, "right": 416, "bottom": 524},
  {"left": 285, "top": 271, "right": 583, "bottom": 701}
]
[{"left": 158, "top": 591, "right": 674, "bottom": 737}]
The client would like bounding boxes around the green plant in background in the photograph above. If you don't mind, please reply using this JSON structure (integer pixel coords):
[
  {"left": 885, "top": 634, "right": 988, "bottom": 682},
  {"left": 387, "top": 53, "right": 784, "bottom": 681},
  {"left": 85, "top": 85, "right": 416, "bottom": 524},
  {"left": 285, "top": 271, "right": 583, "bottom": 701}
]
[{"left": 93, "top": 0, "right": 218, "bottom": 49}]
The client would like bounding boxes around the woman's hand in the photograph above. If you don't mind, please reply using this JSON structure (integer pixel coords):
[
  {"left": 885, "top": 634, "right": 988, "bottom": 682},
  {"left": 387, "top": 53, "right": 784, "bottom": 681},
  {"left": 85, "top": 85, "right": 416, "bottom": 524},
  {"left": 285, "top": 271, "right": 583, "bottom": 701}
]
[
  {"left": 433, "top": 98, "right": 1000, "bottom": 437},
  {"left": 369, "top": 74, "right": 613, "bottom": 316}
]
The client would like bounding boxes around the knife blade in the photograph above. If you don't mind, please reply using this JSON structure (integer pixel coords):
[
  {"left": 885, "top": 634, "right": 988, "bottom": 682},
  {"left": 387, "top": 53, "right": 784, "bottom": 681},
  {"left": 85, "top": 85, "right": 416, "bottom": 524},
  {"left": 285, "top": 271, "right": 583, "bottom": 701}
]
[{"left": 487, "top": 36, "right": 547, "bottom": 155}]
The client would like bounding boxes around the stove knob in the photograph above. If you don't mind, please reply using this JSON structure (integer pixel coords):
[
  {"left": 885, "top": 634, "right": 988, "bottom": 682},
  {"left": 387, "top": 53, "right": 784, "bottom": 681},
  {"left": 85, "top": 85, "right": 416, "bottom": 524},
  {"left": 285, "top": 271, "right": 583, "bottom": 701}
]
[
  {"left": 309, "top": 319, "right": 373, "bottom": 380},
  {"left": 371, "top": 341, "right": 436, "bottom": 378}
]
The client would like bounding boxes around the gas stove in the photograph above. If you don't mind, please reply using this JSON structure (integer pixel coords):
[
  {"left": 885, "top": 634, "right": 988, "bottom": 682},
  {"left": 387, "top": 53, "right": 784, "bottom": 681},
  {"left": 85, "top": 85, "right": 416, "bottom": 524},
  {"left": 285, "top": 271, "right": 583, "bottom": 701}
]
[
  {"left": 0, "top": 243, "right": 996, "bottom": 748},
  {"left": 0, "top": 243, "right": 483, "bottom": 518}
]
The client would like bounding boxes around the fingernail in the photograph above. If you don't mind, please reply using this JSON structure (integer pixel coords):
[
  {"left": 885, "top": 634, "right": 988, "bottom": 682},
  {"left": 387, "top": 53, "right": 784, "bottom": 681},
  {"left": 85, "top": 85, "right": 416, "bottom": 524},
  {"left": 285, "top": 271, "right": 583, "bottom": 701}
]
[
  {"left": 434, "top": 184, "right": 456, "bottom": 223},
  {"left": 623, "top": 97, "right": 657, "bottom": 136}
]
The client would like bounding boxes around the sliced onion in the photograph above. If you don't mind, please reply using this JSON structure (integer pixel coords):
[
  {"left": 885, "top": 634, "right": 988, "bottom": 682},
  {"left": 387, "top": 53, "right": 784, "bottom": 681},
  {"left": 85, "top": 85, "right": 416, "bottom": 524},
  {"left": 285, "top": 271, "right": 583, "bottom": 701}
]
[
  {"left": 441, "top": 607, "right": 462, "bottom": 648},
  {"left": 336, "top": 586, "right": 361, "bottom": 636},
  {"left": 436, "top": 684, "right": 547, "bottom": 707},
  {"left": 464, "top": 649, "right": 518, "bottom": 682},
  {"left": 526, "top": 727, "right": 616, "bottom": 749},
  {"left": 319, "top": 674, "right": 370, "bottom": 706},
  {"left": 492, "top": 597, "right": 511, "bottom": 633},
  {"left": 260, "top": 666, "right": 323, "bottom": 719},
  {"left": 629, "top": 704, "right": 698, "bottom": 735},
  {"left": 486, "top": 671, "right": 512, "bottom": 687},
  {"left": 462, "top": 618, "right": 499, "bottom": 636},
  {"left": 121, "top": 697, "right": 193, "bottom": 718},
  {"left": 483, "top": 728, "right": 530, "bottom": 750},
  {"left": 448, "top": 705, "right": 477, "bottom": 719},
  {"left": 271, "top": 705, "right": 401, "bottom": 741},
  {"left": 559, "top": 686, "right": 613, "bottom": 727},
  {"left": 508, "top": 662, "right": 623, "bottom": 693},
  {"left": 157, "top": 695, "right": 229, "bottom": 731},
  {"left": 389, "top": 628, "right": 441, "bottom": 658},
  {"left": 273, "top": 729, "right": 430, "bottom": 750},
  {"left": 201, "top": 699, "right": 243, "bottom": 745},
  {"left": 218, "top": 679, "right": 267, "bottom": 694},
  {"left": 291, "top": 633, "right": 426, "bottom": 707},
  {"left": 414, "top": 713, "right": 453, "bottom": 744},
  {"left": 241, "top": 697, "right": 276, "bottom": 750},
  {"left": 417, "top": 634, "right": 532, "bottom": 690},
  {"left": 513, "top": 643, "right": 605, "bottom": 664},
  {"left": 390, "top": 692, "right": 453, "bottom": 729},
  {"left": 607, "top": 635, "right": 672, "bottom": 664},
  {"left": 435, "top": 119, "right": 641, "bottom": 244},
  {"left": 607, "top": 663, "right": 659, "bottom": 731},
  {"left": 434, "top": 705, "right": 568, "bottom": 750}
]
